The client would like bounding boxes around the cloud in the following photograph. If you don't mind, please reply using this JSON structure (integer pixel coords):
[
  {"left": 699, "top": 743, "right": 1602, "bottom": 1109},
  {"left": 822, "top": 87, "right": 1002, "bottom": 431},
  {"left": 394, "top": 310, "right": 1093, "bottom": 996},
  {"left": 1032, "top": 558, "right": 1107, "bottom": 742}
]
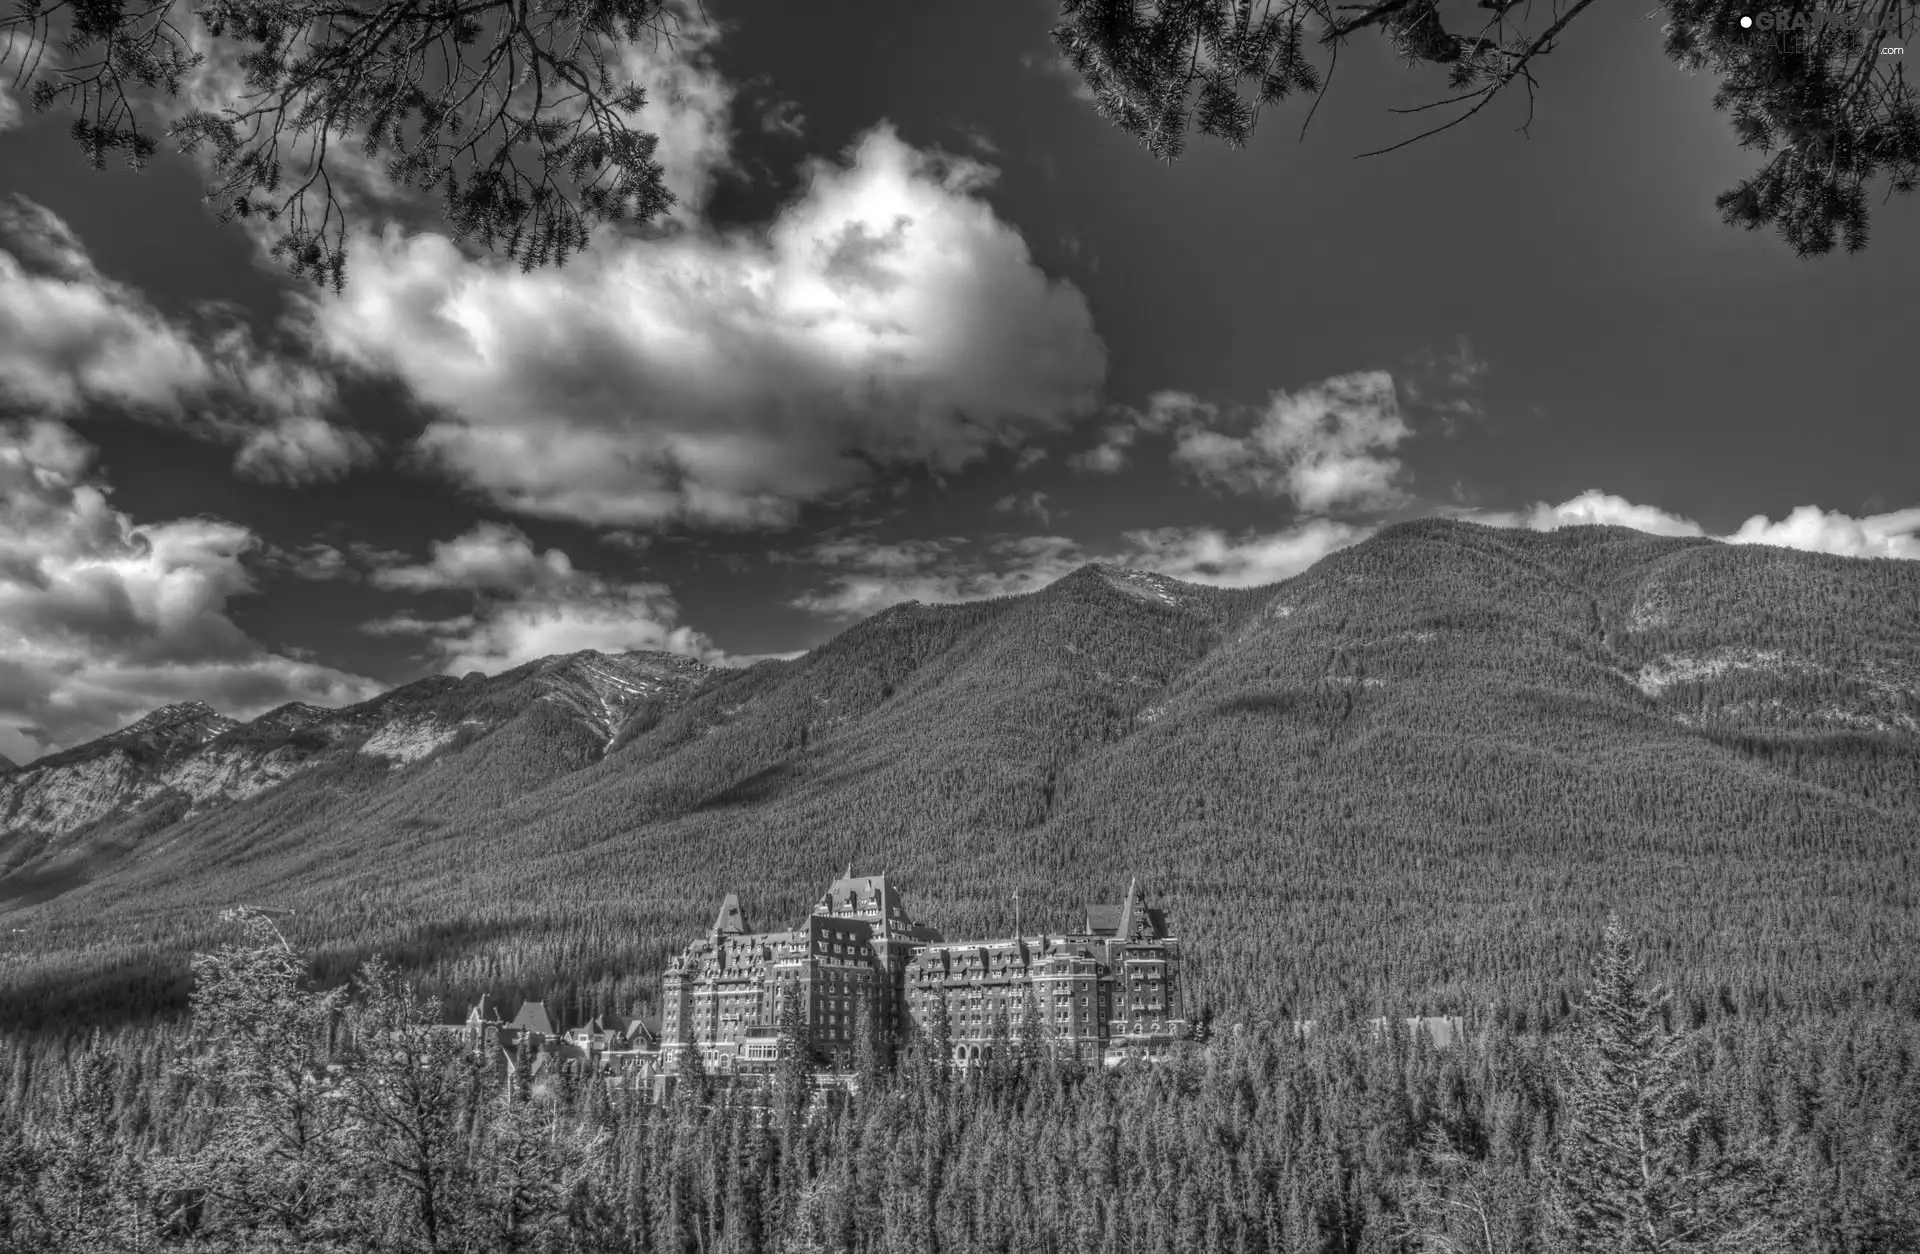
[
  {"left": 1726, "top": 505, "right": 1920, "bottom": 559},
  {"left": 1019, "top": 49, "right": 1099, "bottom": 104},
  {"left": 0, "top": 195, "right": 369, "bottom": 483},
  {"left": 1117, "top": 520, "right": 1374, "bottom": 587},
  {"left": 0, "top": 420, "right": 382, "bottom": 761},
  {"left": 791, "top": 519, "right": 1373, "bottom": 618},
  {"left": 1400, "top": 334, "right": 1490, "bottom": 431},
  {"left": 0, "top": 85, "right": 21, "bottom": 133},
  {"left": 992, "top": 490, "right": 1052, "bottom": 524},
  {"left": 718, "top": 649, "right": 808, "bottom": 667},
  {"left": 791, "top": 546, "right": 1067, "bottom": 619},
  {"left": 370, "top": 522, "right": 581, "bottom": 596},
  {"left": 302, "top": 124, "right": 1106, "bottom": 530},
  {"left": 362, "top": 522, "right": 718, "bottom": 674},
  {"left": 615, "top": 5, "right": 737, "bottom": 215},
  {"left": 1464, "top": 489, "right": 1706, "bottom": 538},
  {"left": 254, "top": 541, "right": 357, "bottom": 582},
  {"left": 1462, "top": 490, "right": 1920, "bottom": 559},
  {"left": 1170, "top": 371, "right": 1411, "bottom": 512},
  {"left": 1068, "top": 375, "right": 1412, "bottom": 514},
  {"left": 234, "top": 416, "right": 379, "bottom": 485},
  {"left": 1068, "top": 391, "right": 1210, "bottom": 474},
  {"left": 0, "top": 198, "right": 215, "bottom": 415},
  {"left": 759, "top": 99, "right": 807, "bottom": 140}
]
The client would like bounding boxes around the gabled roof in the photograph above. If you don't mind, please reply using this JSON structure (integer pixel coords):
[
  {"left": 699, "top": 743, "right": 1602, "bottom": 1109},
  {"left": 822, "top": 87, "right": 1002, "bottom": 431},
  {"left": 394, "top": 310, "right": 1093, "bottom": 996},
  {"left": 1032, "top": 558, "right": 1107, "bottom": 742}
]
[
  {"left": 1116, "top": 877, "right": 1143, "bottom": 940},
  {"left": 509, "top": 1000, "right": 555, "bottom": 1036},
  {"left": 1086, "top": 878, "right": 1168, "bottom": 940},
  {"left": 711, "top": 892, "right": 749, "bottom": 935}
]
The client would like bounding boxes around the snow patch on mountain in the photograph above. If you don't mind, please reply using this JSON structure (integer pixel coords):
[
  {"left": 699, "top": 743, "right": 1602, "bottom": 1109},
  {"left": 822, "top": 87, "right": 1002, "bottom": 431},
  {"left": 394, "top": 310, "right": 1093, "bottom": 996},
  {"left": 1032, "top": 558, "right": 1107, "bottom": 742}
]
[
  {"left": 360, "top": 719, "right": 462, "bottom": 765},
  {"left": 1099, "top": 567, "right": 1192, "bottom": 609},
  {"left": 1634, "top": 648, "right": 1804, "bottom": 696},
  {"left": 1637, "top": 648, "right": 1918, "bottom": 735}
]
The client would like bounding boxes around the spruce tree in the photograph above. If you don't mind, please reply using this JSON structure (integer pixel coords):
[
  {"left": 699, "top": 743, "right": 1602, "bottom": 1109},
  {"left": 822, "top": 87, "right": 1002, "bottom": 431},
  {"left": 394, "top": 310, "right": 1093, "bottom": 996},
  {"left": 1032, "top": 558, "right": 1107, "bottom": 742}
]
[
  {"left": 1015, "top": 984, "right": 1046, "bottom": 1072},
  {"left": 772, "top": 979, "right": 815, "bottom": 1127},
  {"left": 158, "top": 907, "right": 356, "bottom": 1249},
  {"left": 1550, "top": 918, "right": 1789, "bottom": 1253},
  {"left": 342, "top": 958, "right": 479, "bottom": 1253},
  {"left": 928, "top": 995, "right": 955, "bottom": 1088},
  {"left": 851, "top": 989, "right": 881, "bottom": 1093}
]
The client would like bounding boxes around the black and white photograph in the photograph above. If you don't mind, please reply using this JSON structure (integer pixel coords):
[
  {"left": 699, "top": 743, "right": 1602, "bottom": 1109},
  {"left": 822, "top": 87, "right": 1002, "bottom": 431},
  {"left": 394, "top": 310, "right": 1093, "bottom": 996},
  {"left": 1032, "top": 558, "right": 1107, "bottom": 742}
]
[{"left": 0, "top": 0, "right": 1915, "bottom": 1248}]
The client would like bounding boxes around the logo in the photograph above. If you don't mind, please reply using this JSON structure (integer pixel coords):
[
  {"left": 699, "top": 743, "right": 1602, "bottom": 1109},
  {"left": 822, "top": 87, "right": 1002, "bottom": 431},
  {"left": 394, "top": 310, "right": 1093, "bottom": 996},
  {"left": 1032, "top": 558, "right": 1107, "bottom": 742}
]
[{"left": 1735, "top": 8, "right": 1908, "bottom": 55}]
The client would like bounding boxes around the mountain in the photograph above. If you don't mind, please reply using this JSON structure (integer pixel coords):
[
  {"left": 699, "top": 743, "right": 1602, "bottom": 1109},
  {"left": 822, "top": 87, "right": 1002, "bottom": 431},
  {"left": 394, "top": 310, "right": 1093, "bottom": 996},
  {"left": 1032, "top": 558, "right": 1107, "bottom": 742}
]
[
  {"left": 0, "top": 649, "right": 713, "bottom": 880},
  {"left": 1, "top": 520, "right": 1916, "bottom": 1033}
]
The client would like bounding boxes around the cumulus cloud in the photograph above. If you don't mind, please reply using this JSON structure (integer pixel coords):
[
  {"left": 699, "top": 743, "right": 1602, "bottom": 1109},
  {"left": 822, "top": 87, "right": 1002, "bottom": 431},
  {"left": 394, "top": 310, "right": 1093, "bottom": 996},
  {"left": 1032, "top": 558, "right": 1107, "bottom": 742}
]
[
  {"left": 1068, "top": 374, "right": 1412, "bottom": 514},
  {"left": 992, "top": 490, "right": 1052, "bottom": 524},
  {"left": 171, "top": 0, "right": 733, "bottom": 237},
  {"left": 0, "top": 197, "right": 213, "bottom": 414},
  {"left": 370, "top": 522, "right": 582, "bottom": 596},
  {"left": 258, "top": 541, "right": 357, "bottom": 581},
  {"left": 0, "top": 421, "right": 382, "bottom": 762},
  {"left": 1068, "top": 391, "right": 1211, "bottom": 474},
  {"left": 1462, "top": 490, "right": 1920, "bottom": 559},
  {"left": 790, "top": 537, "right": 1069, "bottom": 618},
  {"left": 1465, "top": 489, "right": 1707, "bottom": 538},
  {"left": 1171, "top": 371, "right": 1411, "bottom": 512},
  {"left": 362, "top": 522, "right": 718, "bottom": 674},
  {"left": 0, "top": 195, "right": 370, "bottom": 483},
  {"left": 615, "top": 7, "right": 737, "bottom": 214},
  {"left": 1726, "top": 505, "right": 1920, "bottom": 559},
  {"left": 301, "top": 124, "right": 1106, "bottom": 529},
  {"left": 790, "top": 519, "right": 1372, "bottom": 618},
  {"left": 1119, "top": 520, "right": 1374, "bottom": 587},
  {"left": 792, "top": 486, "right": 1920, "bottom": 625},
  {"left": 234, "top": 416, "right": 379, "bottom": 485}
]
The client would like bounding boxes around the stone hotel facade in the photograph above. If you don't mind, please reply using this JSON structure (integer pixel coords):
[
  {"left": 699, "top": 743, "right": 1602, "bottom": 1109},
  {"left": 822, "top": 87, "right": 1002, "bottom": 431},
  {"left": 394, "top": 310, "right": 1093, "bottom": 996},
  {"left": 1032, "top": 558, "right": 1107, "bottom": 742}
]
[{"left": 661, "top": 870, "right": 1184, "bottom": 1073}]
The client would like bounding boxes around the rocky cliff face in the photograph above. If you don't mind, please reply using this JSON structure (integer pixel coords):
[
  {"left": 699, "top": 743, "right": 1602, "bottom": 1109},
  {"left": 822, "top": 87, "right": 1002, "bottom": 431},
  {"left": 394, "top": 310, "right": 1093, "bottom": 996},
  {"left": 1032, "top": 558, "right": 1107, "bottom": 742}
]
[{"left": 0, "top": 651, "right": 715, "bottom": 844}]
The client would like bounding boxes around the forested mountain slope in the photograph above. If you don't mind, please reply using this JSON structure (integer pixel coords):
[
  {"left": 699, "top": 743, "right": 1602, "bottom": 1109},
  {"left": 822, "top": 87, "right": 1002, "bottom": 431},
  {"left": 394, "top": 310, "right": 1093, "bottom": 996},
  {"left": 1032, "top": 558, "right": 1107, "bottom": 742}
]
[
  {"left": 0, "top": 650, "right": 712, "bottom": 898},
  {"left": 1, "top": 520, "right": 1914, "bottom": 1034}
]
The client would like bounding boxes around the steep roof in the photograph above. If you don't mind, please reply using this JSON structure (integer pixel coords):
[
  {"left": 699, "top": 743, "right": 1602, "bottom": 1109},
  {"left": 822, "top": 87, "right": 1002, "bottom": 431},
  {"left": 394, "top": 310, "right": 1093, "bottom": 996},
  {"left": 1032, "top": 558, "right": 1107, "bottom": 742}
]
[
  {"left": 711, "top": 892, "right": 749, "bottom": 935},
  {"left": 1086, "top": 879, "right": 1168, "bottom": 940},
  {"left": 509, "top": 1000, "right": 555, "bottom": 1036},
  {"left": 1115, "top": 877, "right": 1143, "bottom": 940},
  {"left": 815, "top": 870, "right": 910, "bottom": 926}
]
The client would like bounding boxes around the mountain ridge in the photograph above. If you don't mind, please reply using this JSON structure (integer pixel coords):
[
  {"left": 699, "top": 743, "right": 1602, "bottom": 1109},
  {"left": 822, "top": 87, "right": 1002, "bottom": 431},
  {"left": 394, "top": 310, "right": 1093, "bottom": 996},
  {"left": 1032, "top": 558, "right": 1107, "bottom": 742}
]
[
  {"left": 0, "top": 649, "right": 717, "bottom": 850},
  {"left": 1, "top": 519, "right": 1915, "bottom": 1030}
]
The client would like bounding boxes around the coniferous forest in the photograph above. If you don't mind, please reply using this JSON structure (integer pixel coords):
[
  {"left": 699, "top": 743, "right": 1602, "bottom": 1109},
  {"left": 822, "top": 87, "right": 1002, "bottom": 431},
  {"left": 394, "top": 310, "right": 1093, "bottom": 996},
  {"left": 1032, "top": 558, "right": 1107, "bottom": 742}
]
[
  {"left": 2, "top": 521, "right": 1917, "bottom": 1249},
  {"left": 1, "top": 910, "right": 1916, "bottom": 1254}
]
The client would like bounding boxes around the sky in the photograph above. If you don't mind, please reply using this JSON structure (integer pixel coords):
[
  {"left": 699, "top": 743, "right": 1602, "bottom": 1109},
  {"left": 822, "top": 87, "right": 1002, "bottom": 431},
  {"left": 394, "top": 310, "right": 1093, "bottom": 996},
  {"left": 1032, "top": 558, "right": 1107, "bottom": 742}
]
[{"left": 0, "top": 0, "right": 1915, "bottom": 763}]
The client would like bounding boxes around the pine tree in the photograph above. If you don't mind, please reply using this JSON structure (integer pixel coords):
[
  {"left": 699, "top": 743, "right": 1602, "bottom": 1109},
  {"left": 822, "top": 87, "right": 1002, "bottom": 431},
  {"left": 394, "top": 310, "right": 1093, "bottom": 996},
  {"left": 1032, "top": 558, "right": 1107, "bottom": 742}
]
[
  {"left": 1550, "top": 918, "right": 1790, "bottom": 1253},
  {"left": 851, "top": 989, "right": 881, "bottom": 1093},
  {"left": 35, "top": 1032, "right": 155, "bottom": 1252},
  {"left": 772, "top": 980, "right": 814, "bottom": 1127},
  {"left": 476, "top": 1090, "right": 605, "bottom": 1254},
  {"left": 928, "top": 995, "right": 955, "bottom": 1088},
  {"left": 342, "top": 957, "right": 479, "bottom": 1252},
  {"left": 155, "top": 907, "right": 357, "bottom": 1249},
  {"left": 1015, "top": 983, "right": 1046, "bottom": 1073}
]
